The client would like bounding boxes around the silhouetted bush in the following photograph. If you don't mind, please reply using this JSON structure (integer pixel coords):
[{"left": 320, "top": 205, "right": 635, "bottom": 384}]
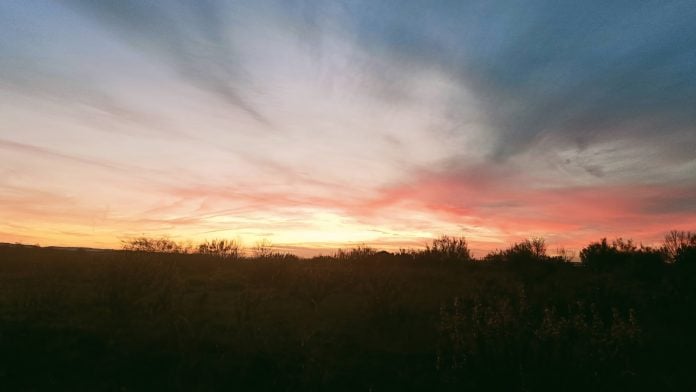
[
  {"left": 252, "top": 239, "right": 274, "bottom": 258},
  {"left": 198, "top": 239, "right": 242, "bottom": 259},
  {"left": 122, "top": 237, "right": 189, "bottom": 253},
  {"left": 553, "top": 247, "right": 576, "bottom": 263},
  {"left": 663, "top": 230, "right": 696, "bottom": 262},
  {"left": 422, "top": 235, "right": 473, "bottom": 262},
  {"left": 580, "top": 238, "right": 625, "bottom": 271},
  {"left": 580, "top": 238, "right": 665, "bottom": 279},
  {"left": 336, "top": 245, "right": 378, "bottom": 260},
  {"left": 484, "top": 238, "right": 549, "bottom": 264},
  {"left": 674, "top": 244, "right": 696, "bottom": 268},
  {"left": 438, "top": 293, "right": 641, "bottom": 389}
]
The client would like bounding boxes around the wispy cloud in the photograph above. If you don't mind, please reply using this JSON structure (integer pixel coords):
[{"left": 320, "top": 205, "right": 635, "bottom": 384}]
[
  {"left": 60, "top": 0, "right": 271, "bottom": 124},
  {"left": 1, "top": 0, "right": 695, "bottom": 253}
]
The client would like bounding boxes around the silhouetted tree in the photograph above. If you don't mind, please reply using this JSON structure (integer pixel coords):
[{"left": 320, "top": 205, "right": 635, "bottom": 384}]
[
  {"left": 580, "top": 238, "right": 664, "bottom": 277},
  {"left": 553, "top": 247, "right": 575, "bottom": 263},
  {"left": 423, "top": 235, "right": 473, "bottom": 262},
  {"left": 122, "top": 237, "right": 188, "bottom": 253},
  {"left": 253, "top": 239, "right": 274, "bottom": 258},
  {"left": 198, "top": 239, "right": 242, "bottom": 259},
  {"left": 529, "top": 237, "right": 547, "bottom": 258},
  {"left": 484, "top": 238, "right": 549, "bottom": 264},
  {"left": 580, "top": 238, "right": 623, "bottom": 271},
  {"left": 674, "top": 243, "right": 696, "bottom": 268},
  {"left": 663, "top": 230, "right": 696, "bottom": 263},
  {"left": 336, "top": 245, "right": 378, "bottom": 260}
]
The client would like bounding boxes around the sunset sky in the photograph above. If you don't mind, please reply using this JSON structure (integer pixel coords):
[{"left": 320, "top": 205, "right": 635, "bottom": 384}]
[{"left": 1, "top": 1, "right": 695, "bottom": 256}]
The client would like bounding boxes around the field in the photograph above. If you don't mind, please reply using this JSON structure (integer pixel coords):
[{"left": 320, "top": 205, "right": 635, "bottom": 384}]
[{"left": 1, "top": 237, "right": 696, "bottom": 391}]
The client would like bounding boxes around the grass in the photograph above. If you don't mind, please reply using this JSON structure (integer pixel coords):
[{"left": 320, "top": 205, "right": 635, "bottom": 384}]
[{"left": 1, "top": 236, "right": 695, "bottom": 391}]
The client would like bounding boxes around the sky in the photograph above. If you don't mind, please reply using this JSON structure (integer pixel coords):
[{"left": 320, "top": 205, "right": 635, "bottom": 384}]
[{"left": 1, "top": 0, "right": 695, "bottom": 256}]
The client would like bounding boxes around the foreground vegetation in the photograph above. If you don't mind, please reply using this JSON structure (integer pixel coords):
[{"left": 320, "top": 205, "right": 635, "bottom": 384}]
[{"left": 1, "top": 232, "right": 696, "bottom": 391}]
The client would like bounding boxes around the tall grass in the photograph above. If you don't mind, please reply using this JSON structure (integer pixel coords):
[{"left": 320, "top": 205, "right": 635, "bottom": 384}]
[{"left": 1, "top": 232, "right": 695, "bottom": 390}]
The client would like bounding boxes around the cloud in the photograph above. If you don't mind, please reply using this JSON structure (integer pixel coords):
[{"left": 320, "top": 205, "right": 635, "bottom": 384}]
[
  {"left": 362, "top": 166, "right": 696, "bottom": 247},
  {"left": 60, "top": 0, "right": 270, "bottom": 124},
  {"left": 0, "top": 138, "right": 128, "bottom": 173},
  {"left": 339, "top": 0, "right": 696, "bottom": 159}
]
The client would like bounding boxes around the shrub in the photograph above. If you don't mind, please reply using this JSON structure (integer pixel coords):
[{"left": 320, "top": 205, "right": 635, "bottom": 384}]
[
  {"left": 122, "top": 237, "right": 189, "bottom": 253},
  {"left": 580, "top": 238, "right": 665, "bottom": 277},
  {"left": 198, "top": 239, "right": 242, "bottom": 259},
  {"left": 675, "top": 245, "right": 696, "bottom": 268},
  {"left": 483, "top": 238, "right": 548, "bottom": 263},
  {"left": 437, "top": 294, "right": 642, "bottom": 389},
  {"left": 663, "top": 230, "right": 696, "bottom": 263},
  {"left": 553, "top": 247, "right": 576, "bottom": 263},
  {"left": 580, "top": 238, "right": 623, "bottom": 271},
  {"left": 252, "top": 239, "right": 274, "bottom": 258},
  {"left": 423, "top": 235, "right": 473, "bottom": 262},
  {"left": 336, "top": 245, "right": 378, "bottom": 260}
]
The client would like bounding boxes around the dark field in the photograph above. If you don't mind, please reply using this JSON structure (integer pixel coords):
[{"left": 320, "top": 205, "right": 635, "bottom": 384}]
[{"left": 2, "top": 237, "right": 696, "bottom": 391}]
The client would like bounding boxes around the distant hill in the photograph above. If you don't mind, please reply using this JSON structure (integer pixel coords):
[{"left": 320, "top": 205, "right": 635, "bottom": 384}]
[{"left": 0, "top": 242, "right": 115, "bottom": 253}]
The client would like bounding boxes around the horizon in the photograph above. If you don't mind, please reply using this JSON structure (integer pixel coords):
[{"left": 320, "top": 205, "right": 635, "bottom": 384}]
[
  {"left": 0, "top": 231, "right": 676, "bottom": 260},
  {"left": 2, "top": 1, "right": 695, "bottom": 255}
]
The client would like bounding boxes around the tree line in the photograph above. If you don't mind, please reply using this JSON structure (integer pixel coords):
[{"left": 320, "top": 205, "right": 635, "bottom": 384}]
[{"left": 122, "top": 230, "right": 696, "bottom": 267}]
